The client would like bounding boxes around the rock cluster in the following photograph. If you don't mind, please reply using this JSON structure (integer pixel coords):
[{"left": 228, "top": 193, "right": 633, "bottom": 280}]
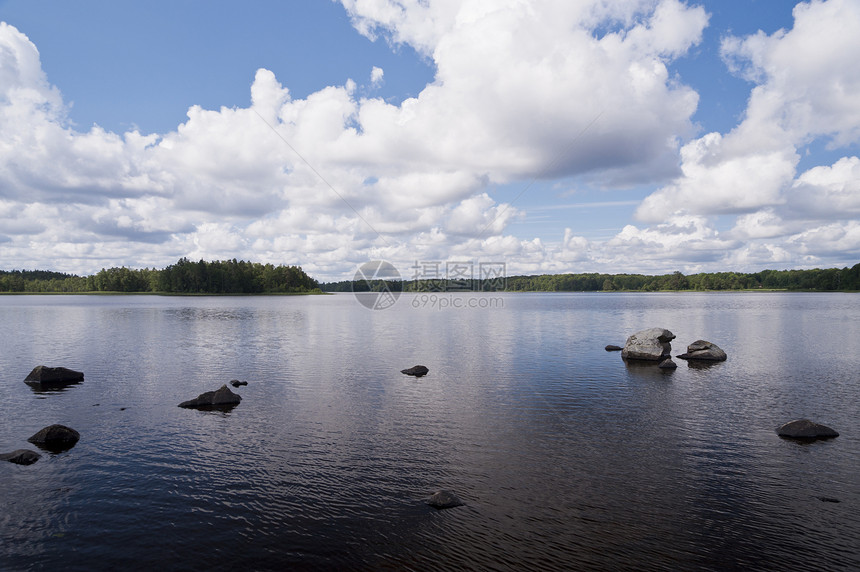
[
  {"left": 617, "top": 330, "right": 729, "bottom": 365},
  {"left": 3, "top": 424, "right": 80, "bottom": 464}
]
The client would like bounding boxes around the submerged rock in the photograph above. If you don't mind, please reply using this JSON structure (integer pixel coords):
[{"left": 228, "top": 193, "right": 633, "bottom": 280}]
[
  {"left": 178, "top": 385, "right": 242, "bottom": 409},
  {"left": 677, "top": 340, "right": 727, "bottom": 361},
  {"left": 0, "top": 449, "right": 42, "bottom": 465},
  {"left": 658, "top": 358, "right": 677, "bottom": 369},
  {"left": 427, "top": 489, "right": 464, "bottom": 509},
  {"left": 621, "top": 328, "right": 675, "bottom": 361},
  {"left": 229, "top": 379, "right": 248, "bottom": 387},
  {"left": 27, "top": 424, "right": 80, "bottom": 452},
  {"left": 604, "top": 345, "right": 623, "bottom": 352},
  {"left": 777, "top": 419, "right": 839, "bottom": 440},
  {"left": 401, "top": 365, "right": 429, "bottom": 377},
  {"left": 24, "top": 366, "right": 84, "bottom": 389}
]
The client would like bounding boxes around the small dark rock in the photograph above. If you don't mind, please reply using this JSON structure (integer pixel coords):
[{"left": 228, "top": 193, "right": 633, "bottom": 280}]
[
  {"left": 658, "top": 358, "right": 677, "bottom": 369},
  {"left": 401, "top": 365, "right": 429, "bottom": 377},
  {"left": 24, "top": 365, "right": 84, "bottom": 389},
  {"left": 777, "top": 419, "right": 839, "bottom": 440},
  {"left": 0, "top": 449, "right": 42, "bottom": 465},
  {"left": 230, "top": 379, "right": 248, "bottom": 387},
  {"left": 604, "top": 345, "right": 623, "bottom": 352},
  {"left": 27, "top": 424, "right": 80, "bottom": 453},
  {"left": 427, "top": 489, "right": 464, "bottom": 509},
  {"left": 179, "top": 385, "right": 242, "bottom": 409},
  {"left": 817, "top": 496, "right": 840, "bottom": 503},
  {"left": 676, "top": 340, "right": 727, "bottom": 361}
]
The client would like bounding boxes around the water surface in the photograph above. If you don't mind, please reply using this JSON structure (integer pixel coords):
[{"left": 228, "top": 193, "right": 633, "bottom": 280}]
[{"left": 1, "top": 293, "right": 858, "bottom": 570}]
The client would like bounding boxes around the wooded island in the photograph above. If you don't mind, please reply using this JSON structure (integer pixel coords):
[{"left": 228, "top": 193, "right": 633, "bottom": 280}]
[{"left": 0, "top": 258, "right": 319, "bottom": 294}]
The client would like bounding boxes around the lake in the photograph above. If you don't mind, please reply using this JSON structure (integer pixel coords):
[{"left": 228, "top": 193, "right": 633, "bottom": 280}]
[{"left": 1, "top": 292, "right": 858, "bottom": 570}]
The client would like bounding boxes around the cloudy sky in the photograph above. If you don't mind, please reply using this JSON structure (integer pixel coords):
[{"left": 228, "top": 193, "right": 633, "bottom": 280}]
[{"left": 1, "top": 0, "right": 859, "bottom": 280}]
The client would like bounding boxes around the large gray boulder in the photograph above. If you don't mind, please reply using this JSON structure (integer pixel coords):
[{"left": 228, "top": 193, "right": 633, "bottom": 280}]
[
  {"left": 24, "top": 366, "right": 84, "bottom": 388},
  {"left": 179, "top": 385, "right": 242, "bottom": 409},
  {"left": 621, "top": 328, "right": 675, "bottom": 361},
  {"left": 427, "top": 489, "right": 464, "bottom": 509},
  {"left": 677, "top": 340, "right": 727, "bottom": 361},
  {"left": 1, "top": 449, "right": 42, "bottom": 465},
  {"left": 28, "top": 424, "right": 80, "bottom": 452},
  {"left": 777, "top": 419, "right": 839, "bottom": 440}
]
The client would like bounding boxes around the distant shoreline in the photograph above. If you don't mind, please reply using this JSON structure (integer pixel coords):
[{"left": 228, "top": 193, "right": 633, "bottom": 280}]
[
  {"left": 0, "top": 290, "right": 328, "bottom": 296},
  {"left": 3, "top": 261, "right": 859, "bottom": 294}
]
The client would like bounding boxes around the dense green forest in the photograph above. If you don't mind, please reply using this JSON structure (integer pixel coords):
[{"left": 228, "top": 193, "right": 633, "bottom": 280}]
[
  {"left": 4, "top": 261, "right": 859, "bottom": 294},
  {"left": 321, "top": 263, "right": 860, "bottom": 292},
  {"left": 0, "top": 258, "right": 320, "bottom": 294}
]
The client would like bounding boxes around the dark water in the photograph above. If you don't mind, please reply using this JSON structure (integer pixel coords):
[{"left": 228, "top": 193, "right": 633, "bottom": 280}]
[{"left": 1, "top": 292, "right": 858, "bottom": 571}]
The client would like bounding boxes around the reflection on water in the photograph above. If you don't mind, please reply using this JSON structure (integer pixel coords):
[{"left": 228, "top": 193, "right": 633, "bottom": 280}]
[{"left": 0, "top": 293, "right": 858, "bottom": 570}]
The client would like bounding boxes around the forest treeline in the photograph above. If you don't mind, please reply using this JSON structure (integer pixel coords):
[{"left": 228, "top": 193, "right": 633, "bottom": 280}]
[
  {"left": 0, "top": 258, "right": 319, "bottom": 294},
  {"left": 4, "top": 261, "right": 859, "bottom": 294},
  {"left": 321, "top": 263, "right": 860, "bottom": 293}
]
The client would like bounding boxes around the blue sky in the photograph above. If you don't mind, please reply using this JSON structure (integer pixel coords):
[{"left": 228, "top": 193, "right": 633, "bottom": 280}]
[{"left": 1, "top": 0, "right": 859, "bottom": 279}]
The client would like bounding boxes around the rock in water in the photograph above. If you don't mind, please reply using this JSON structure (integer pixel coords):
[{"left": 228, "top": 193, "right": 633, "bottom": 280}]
[
  {"left": 229, "top": 379, "right": 248, "bottom": 387},
  {"left": 27, "top": 424, "right": 80, "bottom": 452},
  {"left": 777, "top": 419, "right": 839, "bottom": 440},
  {"left": 0, "top": 449, "right": 42, "bottom": 465},
  {"left": 23, "top": 366, "right": 84, "bottom": 388},
  {"left": 604, "top": 345, "right": 623, "bottom": 352},
  {"left": 621, "top": 328, "right": 675, "bottom": 361},
  {"left": 401, "top": 365, "right": 429, "bottom": 377},
  {"left": 658, "top": 358, "right": 677, "bottom": 369},
  {"left": 677, "top": 340, "right": 727, "bottom": 361},
  {"left": 427, "top": 489, "right": 464, "bottom": 509},
  {"left": 178, "top": 384, "right": 242, "bottom": 409}
]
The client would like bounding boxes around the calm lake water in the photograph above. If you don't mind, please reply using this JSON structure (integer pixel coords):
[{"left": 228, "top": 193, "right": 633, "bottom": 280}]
[{"left": 1, "top": 292, "right": 858, "bottom": 571}]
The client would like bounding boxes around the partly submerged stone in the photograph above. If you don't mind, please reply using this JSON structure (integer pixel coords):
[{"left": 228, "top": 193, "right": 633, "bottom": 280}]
[
  {"left": 658, "top": 357, "right": 677, "bottom": 369},
  {"left": 0, "top": 449, "right": 42, "bottom": 465},
  {"left": 229, "top": 379, "right": 248, "bottom": 387},
  {"left": 777, "top": 419, "right": 839, "bottom": 440},
  {"left": 604, "top": 345, "right": 623, "bottom": 352},
  {"left": 401, "top": 365, "right": 429, "bottom": 377},
  {"left": 178, "top": 385, "right": 242, "bottom": 409},
  {"left": 677, "top": 340, "right": 727, "bottom": 361},
  {"left": 27, "top": 424, "right": 80, "bottom": 452},
  {"left": 621, "top": 328, "right": 675, "bottom": 361},
  {"left": 24, "top": 366, "right": 84, "bottom": 388},
  {"left": 427, "top": 489, "right": 464, "bottom": 509}
]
